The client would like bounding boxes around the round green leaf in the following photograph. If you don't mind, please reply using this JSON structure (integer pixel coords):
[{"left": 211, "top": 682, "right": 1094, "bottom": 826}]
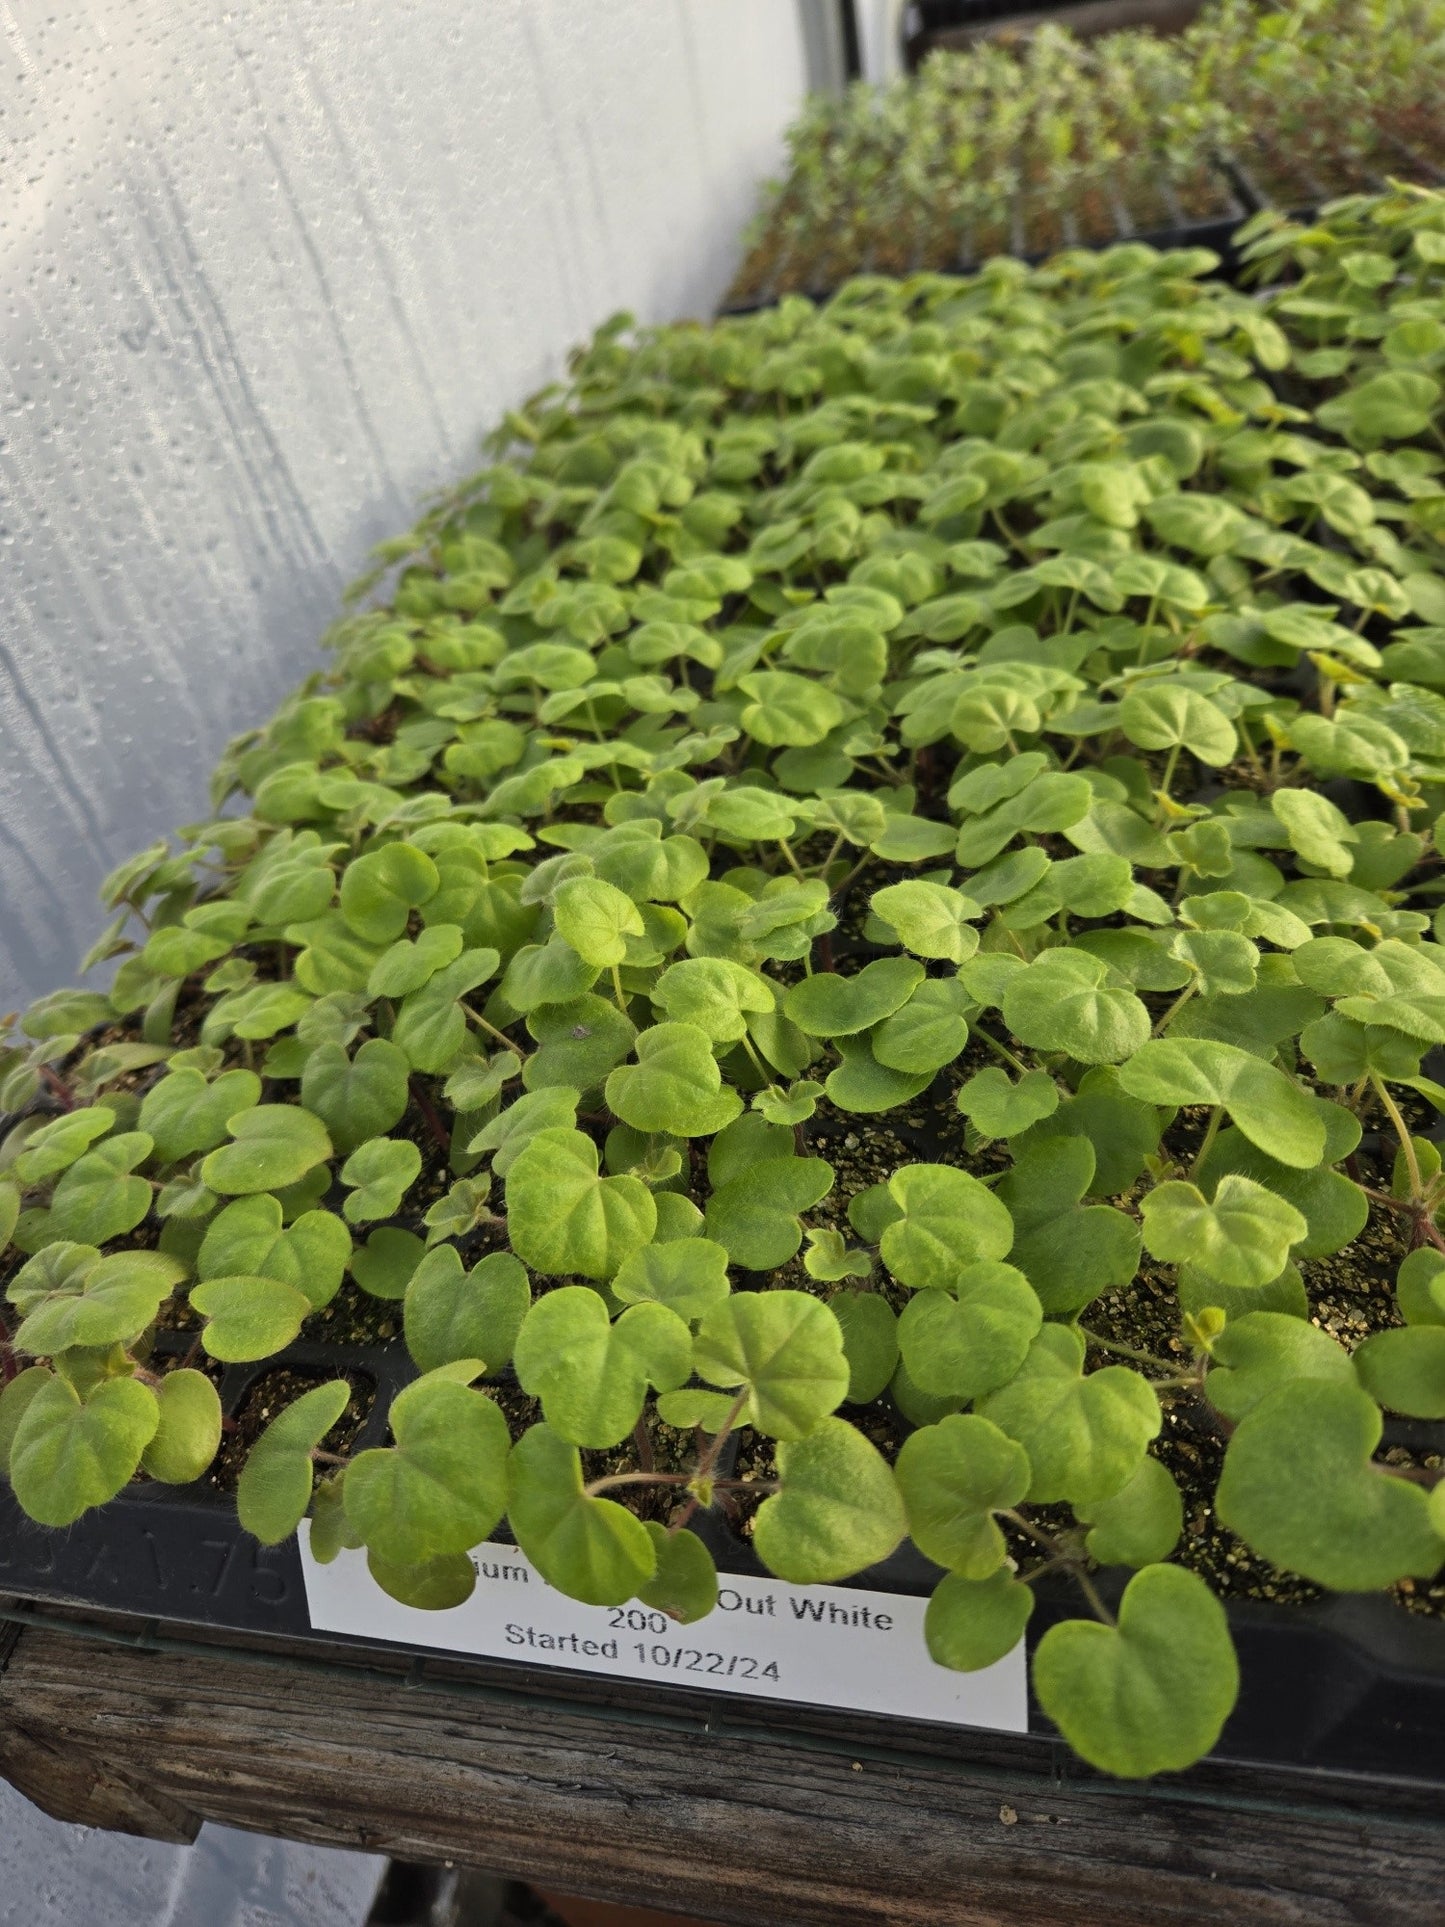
[
  {"left": 1076, "top": 1456, "right": 1182, "bottom": 1568},
  {"left": 1117, "top": 1039, "right": 1325, "bottom": 1170},
  {"left": 553, "top": 876, "right": 645, "bottom": 967},
  {"left": 1002, "top": 951, "right": 1150, "bottom": 1065},
  {"left": 139, "top": 1070, "right": 262, "bottom": 1166},
  {"left": 896, "top": 1413, "right": 1031, "bottom": 1577},
  {"left": 637, "top": 1522, "right": 718, "bottom": 1624},
  {"left": 368, "top": 1550, "right": 477, "bottom": 1610},
  {"left": 1352, "top": 1326, "right": 1445, "bottom": 1420},
  {"left": 880, "top": 1164, "right": 1013, "bottom": 1290},
  {"left": 506, "top": 1420, "right": 657, "bottom": 1606},
  {"left": 45, "top": 1133, "right": 155, "bottom": 1245},
  {"left": 1217, "top": 1379, "right": 1445, "bottom": 1590},
  {"left": 13, "top": 1250, "right": 185, "bottom": 1355},
  {"left": 612, "top": 1238, "right": 731, "bottom": 1323},
  {"left": 783, "top": 958, "right": 924, "bottom": 1038},
  {"left": 505, "top": 1127, "right": 657, "bottom": 1281},
  {"left": 978, "top": 1325, "right": 1160, "bottom": 1507},
  {"left": 1205, "top": 1310, "right": 1354, "bottom": 1422},
  {"left": 1118, "top": 686, "right": 1237, "bottom": 766},
  {"left": 869, "top": 881, "right": 981, "bottom": 964},
  {"left": 1034, "top": 1565, "right": 1238, "bottom": 1777},
  {"left": 692, "top": 1290, "right": 849, "bottom": 1439},
  {"left": 199, "top": 1196, "right": 350, "bottom": 1309},
  {"left": 339, "top": 842, "right": 440, "bottom": 943},
  {"left": 926, "top": 1569, "right": 1033, "bottom": 1672},
  {"left": 344, "top": 1370, "right": 510, "bottom": 1566},
  {"left": 8, "top": 1374, "right": 160, "bottom": 1527},
  {"left": 340, "top": 1136, "right": 422, "bottom": 1224},
  {"left": 829, "top": 1289, "right": 898, "bottom": 1404},
  {"left": 957, "top": 1067, "right": 1059, "bottom": 1138},
  {"left": 141, "top": 1370, "right": 223, "bottom": 1484},
  {"left": 752, "top": 1418, "right": 906, "bottom": 1583},
  {"left": 201, "top": 1105, "right": 333, "bottom": 1196},
  {"left": 404, "top": 1247, "right": 531, "bottom": 1375},
  {"left": 605, "top": 1022, "right": 744, "bottom": 1138},
  {"left": 301, "top": 1039, "right": 411, "bottom": 1155},
  {"left": 652, "top": 958, "right": 775, "bottom": 1043},
  {"left": 514, "top": 1287, "right": 691, "bottom": 1446},
  {"left": 189, "top": 1274, "right": 313, "bottom": 1361},
  {"left": 1140, "top": 1175, "right": 1306, "bottom": 1289},
  {"left": 703, "top": 1155, "right": 834, "bottom": 1271},
  {"left": 897, "top": 1261, "right": 1042, "bottom": 1402}
]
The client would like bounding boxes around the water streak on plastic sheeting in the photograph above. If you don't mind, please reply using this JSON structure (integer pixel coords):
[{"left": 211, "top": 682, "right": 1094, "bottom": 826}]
[{"left": 0, "top": 0, "right": 805, "bottom": 1008}]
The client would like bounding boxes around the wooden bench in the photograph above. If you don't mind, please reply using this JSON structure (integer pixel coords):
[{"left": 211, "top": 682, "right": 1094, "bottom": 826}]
[{"left": 2, "top": 1598, "right": 1441, "bottom": 1926}]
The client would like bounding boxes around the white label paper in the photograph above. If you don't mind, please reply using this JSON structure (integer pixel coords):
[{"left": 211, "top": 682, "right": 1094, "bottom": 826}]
[{"left": 299, "top": 1533, "right": 1028, "bottom": 1733}]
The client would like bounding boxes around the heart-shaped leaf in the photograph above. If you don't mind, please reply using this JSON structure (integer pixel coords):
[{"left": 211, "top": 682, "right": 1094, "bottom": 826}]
[
  {"left": 704, "top": 1155, "right": 834, "bottom": 1270},
  {"left": 553, "top": 876, "right": 645, "bottom": 967},
  {"left": 895, "top": 1413, "right": 1031, "bottom": 1576},
  {"left": 1075, "top": 1456, "right": 1182, "bottom": 1568},
  {"left": 1353, "top": 1326, "right": 1445, "bottom": 1419},
  {"left": 13, "top": 1249, "right": 185, "bottom": 1355},
  {"left": 1217, "top": 1378, "right": 1445, "bottom": 1589},
  {"left": 897, "top": 1262, "right": 1042, "bottom": 1402},
  {"left": 925, "top": 1569, "right": 1034, "bottom": 1672},
  {"left": 1117, "top": 1038, "right": 1325, "bottom": 1169},
  {"left": 783, "top": 957, "right": 925, "bottom": 1038},
  {"left": 606, "top": 1023, "right": 743, "bottom": 1137},
  {"left": 637, "top": 1523, "right": 718, "bottom": 1624},
  {"left": 301, "top": 1039, "right": 411, "bottom": 1155},
  {"left": 691, "top": 1290, "right": 849, "bottom": 1438},
  {"left": 995, "top": 1136, "right": 1140, "bottom": 1316},
  {"left": 139, "top": 1070, "right": 262, "bottom": 1166},
  {"left": 45, "top": 1133, "right": 155, "bottom": 1245},
  {"left": 957, "top": 1067, "right": 1059, "bottom": 1138},
  {"left": 1033, "top": 1564, "right": 1238, "bottom": 1777},
  {"left": 652, "top": 958, "right": 775, "bottom": 1042},
  {"left": 828, "top": 1289, "right": 898, "bottom": 1402},
  {"left": 403, "top": 1246, "right": 531, "bottom": 1375},
  {"left": 344, "top": 1369, "right": 509, "bottom": 1566},
  {"left": 238, "top": 1380, "right": 354, "bottom": 1543},
  {"left": 514, "top": 1287, "right": 691, "bottom": 1446},
  {"left": 1141, "top": 1175, "right": 1306, "bottom": 1289},
  {"left": 753, "top": 1418, "right": 907, "bottom": 1583},
  {"left": 340, "top": 1136, "right": 422, "bottom": 1224},
  {"left": 12, "top": 1106, "right": 117, "bottom": 1184},
  {"left": 339, "top": 842, "right": 440, "bottom": 943},
  {"left": 612, "top": 1237, "right": 731, "bottom": 1322},
  {"left": 979, "top": 1325, "right": 1160, "bottom": 1507},
  {"left": 201, "top": 1106, "right": 333, "bottom": 1196},
  {"left": 880, "top": 1164, "right": 1014, "bottom": 1290},
  {"left": 8, "top": 1374, "right": 160, "bottom": 1526},
  {"left": 1002, "top": 950, "right": 1150, "bottom": 1065},
  {"left": 505, "top": 1127, "right": 656, "bottom": 1281},
  {"left": 869, "top": 881, "right": 981, "bottom": 963},
  {"left": 199, "top": 1195, "right": 350, "bottom": 1309},
  {"left": 189, "top": 1274, "right": 313, "bottom": 1361},
  {"left": 506, "top": 1420, "right": 657, "bottom": 1606},
  {"left": 1205, "top": 1311, "right": 1355, "bottom": 1422}
]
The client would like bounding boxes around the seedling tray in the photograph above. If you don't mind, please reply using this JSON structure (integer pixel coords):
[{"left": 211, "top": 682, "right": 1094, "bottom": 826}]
[
  {"left": 719, "top": 170, "right": 1252, "bottom": 316},
  {"left": 4, "top": 1332, "right": 1442, "bottom": 1791}
]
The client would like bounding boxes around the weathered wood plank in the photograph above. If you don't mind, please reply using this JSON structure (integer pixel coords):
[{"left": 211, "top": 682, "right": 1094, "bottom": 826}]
[
  {"left": 0, "top": 1627, "right": 200, "bottom": 1842},
  {"left": 1, "top": 1621, "right": 1440, "bottom": 1926}
]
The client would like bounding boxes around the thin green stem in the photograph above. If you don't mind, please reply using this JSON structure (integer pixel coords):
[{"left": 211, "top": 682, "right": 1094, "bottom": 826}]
[
  {"left": 1079, "top": 1328, "right": 1177, "bottom": 1372},
  {"left": 1188, "top": 1104, "right": 1224, "bottom": 1179},
  {"left": 1152, "top": 980, "right": 1198, "bottom": 1037},
  {"left": 1372, "top": 1072, "right": 1424, "bottom": 1202}
]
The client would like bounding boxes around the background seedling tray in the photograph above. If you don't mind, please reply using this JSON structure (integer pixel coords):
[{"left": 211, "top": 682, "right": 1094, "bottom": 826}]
[
  {"left": 3, "top": 1331, "right": 1442, "bottom": 1791},
  {"left": 719, "top": 167, "right": 1252, "bottom": 316}
]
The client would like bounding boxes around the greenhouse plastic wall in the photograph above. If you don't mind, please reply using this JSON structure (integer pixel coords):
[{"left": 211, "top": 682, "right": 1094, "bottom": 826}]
[{"left": 0, "top": 0, "right": 812, "bottom": 1013}]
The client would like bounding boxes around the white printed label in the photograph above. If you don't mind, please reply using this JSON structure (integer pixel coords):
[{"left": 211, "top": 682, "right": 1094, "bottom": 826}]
[{"left": 299, "top": 1532, "right": 1028, "bottom": 1733}]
